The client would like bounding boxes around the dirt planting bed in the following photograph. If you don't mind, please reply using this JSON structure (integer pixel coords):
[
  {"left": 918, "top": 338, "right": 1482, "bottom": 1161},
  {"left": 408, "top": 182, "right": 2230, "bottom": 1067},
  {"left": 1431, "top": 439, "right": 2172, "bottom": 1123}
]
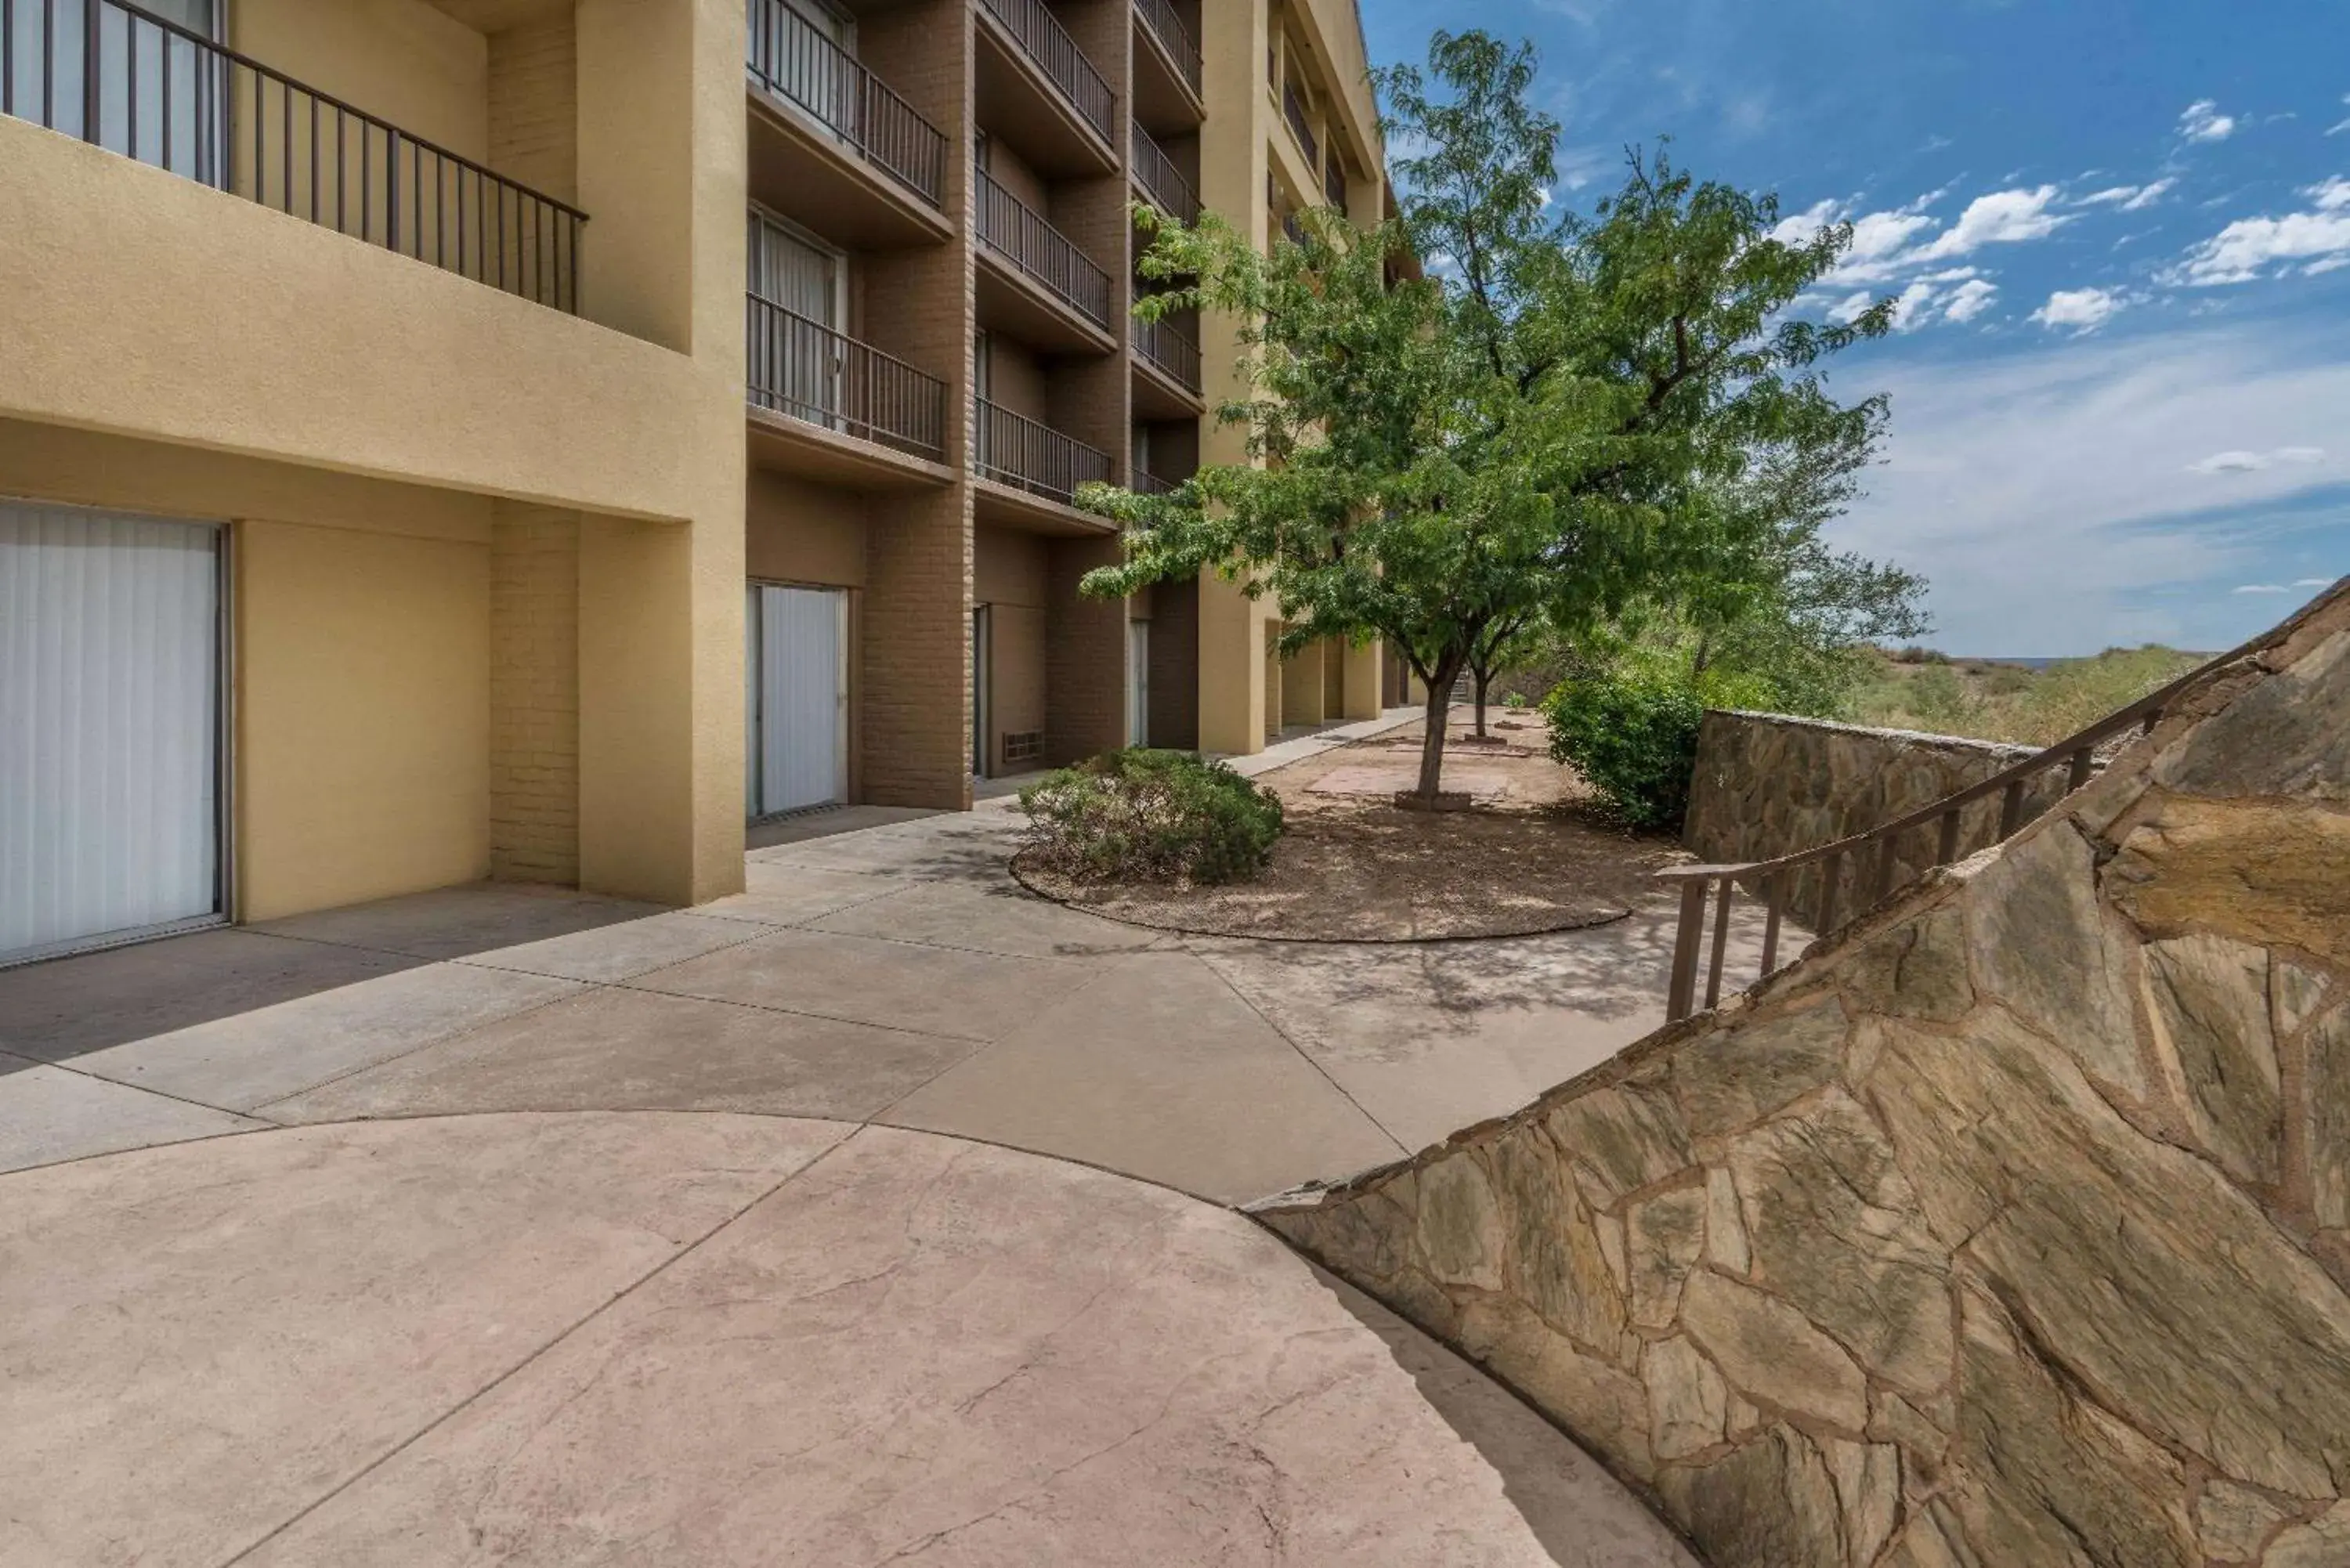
[{"left": 1014, "top": 714, "right": 1690, "bottom": 941}]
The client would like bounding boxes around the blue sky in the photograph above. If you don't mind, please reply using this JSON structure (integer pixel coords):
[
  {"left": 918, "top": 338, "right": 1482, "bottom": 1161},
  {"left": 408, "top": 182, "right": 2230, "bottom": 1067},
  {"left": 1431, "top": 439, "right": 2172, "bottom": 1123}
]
[{"left": 1355, "top": 0, "right": 2349, "bottom": 656}]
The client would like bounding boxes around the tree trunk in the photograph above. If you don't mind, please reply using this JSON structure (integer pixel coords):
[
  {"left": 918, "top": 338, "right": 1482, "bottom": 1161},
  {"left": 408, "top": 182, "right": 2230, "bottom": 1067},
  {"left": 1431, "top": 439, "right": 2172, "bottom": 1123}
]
[
  {"left": 1473, "top": 665, "right": 1493, "bottom": 738},
  {"left": 1415, "top": 667, "right": 1456, "bottom": 800}
]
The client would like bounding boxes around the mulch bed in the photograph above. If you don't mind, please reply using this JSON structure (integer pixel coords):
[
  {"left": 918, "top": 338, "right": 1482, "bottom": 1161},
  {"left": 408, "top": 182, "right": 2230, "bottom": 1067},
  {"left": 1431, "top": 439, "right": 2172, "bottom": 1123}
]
[{"left": 1014, "top": 715, "right": 1690, "bottom": 942}]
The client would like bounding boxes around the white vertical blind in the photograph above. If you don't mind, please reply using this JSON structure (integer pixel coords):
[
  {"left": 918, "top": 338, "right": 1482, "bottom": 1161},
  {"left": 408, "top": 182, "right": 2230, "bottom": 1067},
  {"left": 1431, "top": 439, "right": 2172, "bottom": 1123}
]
[
  {"left": 1127, "top": 620, "right": 1149, "bottom": 747},
  {"left": 749, "top": 584, "right": 848, "bottom": 816},
  {"left": 1, "top": 503, "right": 222, "bottom": 959}
]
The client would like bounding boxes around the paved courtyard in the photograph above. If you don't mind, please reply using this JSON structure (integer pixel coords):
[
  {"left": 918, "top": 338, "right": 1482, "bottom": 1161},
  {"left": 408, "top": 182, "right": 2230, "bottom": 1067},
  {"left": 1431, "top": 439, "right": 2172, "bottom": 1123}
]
[{"left": 0, "top": 797, "right": 1721, "bottom": 1565}]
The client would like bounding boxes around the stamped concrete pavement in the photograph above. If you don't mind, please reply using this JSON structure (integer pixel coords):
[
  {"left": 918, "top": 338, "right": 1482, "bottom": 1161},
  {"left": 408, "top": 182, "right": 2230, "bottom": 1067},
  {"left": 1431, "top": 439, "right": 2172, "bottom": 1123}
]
[{"left": 0, "top": 796, "right": 1734, "bottom": 1565}]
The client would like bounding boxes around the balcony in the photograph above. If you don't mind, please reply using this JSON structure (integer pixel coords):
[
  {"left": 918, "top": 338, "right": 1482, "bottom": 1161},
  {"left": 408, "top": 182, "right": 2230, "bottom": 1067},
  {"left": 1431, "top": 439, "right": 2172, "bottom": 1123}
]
[
  {"left": 746, "top": 294, "right": 951, "bottom": 486},
  {"left": 1282, "top": 80, "right": 1318, "bottom": 174},
  {"left": 3, "top": 0, "right": 584, "bottom": 311},
  {"left": 1324, "top": 158, "right": 1346, "bottom": 212},
  {"left": 747, "top": 0, "right": 952, "bottom": 248},
  {"left": 747, "top": 0, "right": 948, "bottom": 208},
  {"left": 1131, "top": 470, "right": 1179, "bottom": 496},
  {"left": 1130, "top": 0, "right": 1201, "bottom": 128},
  {"left": 974, "top": 0, "right": 1115, "bottom": 173},
  {"left": 1131, "top": 313, "right": 1201, "bottom": 414},
  {"left": 1129, "top": 120, "right": 1198, "bottom": 227},
  {"left": 974, "top": 397, "right": 1111, "bottom": 508},
  {"left": 975, "top": 168, "right": 1115, "bottom": 349}
]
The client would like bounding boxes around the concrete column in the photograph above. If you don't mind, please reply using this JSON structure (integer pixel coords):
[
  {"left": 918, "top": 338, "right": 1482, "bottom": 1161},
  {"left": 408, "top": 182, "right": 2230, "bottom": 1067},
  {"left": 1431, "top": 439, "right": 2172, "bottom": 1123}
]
[
  {"left": 571, "top": 0, "right": 748, "bottom": 904},
  {"left": 1282, "top": 638, "right": 1325, "bottom": 728},
  {"left": 1340, "top": 635, "right": 1383, "bottom": 720},
  {"left": 1196, "top": 570, "right": 1267, "bottom": 752}
]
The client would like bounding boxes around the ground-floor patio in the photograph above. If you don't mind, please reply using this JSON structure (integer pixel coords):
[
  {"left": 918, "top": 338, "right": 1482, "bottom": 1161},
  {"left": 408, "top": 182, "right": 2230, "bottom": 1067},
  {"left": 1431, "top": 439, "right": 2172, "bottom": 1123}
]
[{"left": 0, "top": 790, "right": 1734, "bottom": 1564}]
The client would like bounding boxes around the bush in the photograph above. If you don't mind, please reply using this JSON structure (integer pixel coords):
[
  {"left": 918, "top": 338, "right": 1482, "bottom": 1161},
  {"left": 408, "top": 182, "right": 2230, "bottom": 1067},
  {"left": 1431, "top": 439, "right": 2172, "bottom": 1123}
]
[
  {"left": 1018, "top": 749, "right": 1284, "bottom": 884},
  {"left": 1542, "top": 675, "right": 1705, "bottom": 832}
]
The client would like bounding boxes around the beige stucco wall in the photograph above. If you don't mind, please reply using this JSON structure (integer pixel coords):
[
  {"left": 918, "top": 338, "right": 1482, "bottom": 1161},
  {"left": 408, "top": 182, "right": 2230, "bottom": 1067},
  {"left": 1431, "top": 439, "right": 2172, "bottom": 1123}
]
[
  {"left": 235, "top": 519, "right": 493, "bottom": 919},
  {"left": 234, "top": 0, "right": 491, "bottom": 163}
]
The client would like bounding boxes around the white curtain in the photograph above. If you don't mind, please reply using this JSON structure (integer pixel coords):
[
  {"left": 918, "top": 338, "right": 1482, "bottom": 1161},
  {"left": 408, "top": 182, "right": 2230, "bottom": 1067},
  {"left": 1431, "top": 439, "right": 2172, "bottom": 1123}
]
[{"left": 1, "top": 504, "right": 222, "bottom": 959}]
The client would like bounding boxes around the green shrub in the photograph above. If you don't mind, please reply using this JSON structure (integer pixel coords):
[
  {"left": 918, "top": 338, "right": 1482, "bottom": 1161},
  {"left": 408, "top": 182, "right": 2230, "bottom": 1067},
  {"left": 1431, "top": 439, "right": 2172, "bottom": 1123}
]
[
  {"left": 1542, "top": 675, "right": 1705, "bottom": 831},
  {"left": 1018, "top": 749, "right": 1285, "bottom": 884}
]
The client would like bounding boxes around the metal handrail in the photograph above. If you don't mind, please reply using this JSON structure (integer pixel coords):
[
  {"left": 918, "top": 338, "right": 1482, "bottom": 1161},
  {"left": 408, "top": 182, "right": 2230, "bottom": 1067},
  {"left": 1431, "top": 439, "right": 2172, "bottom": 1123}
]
[
  {"left": 1129, "top": 117, "right": 1198, "bottom": 225},
  {"left": 745, "top": 294, "right": 947, "bottom": 459},
  {"left": 975, "top": 0, "right": 1114, "bottom": 143},
  {"left": 972, "top": 397, "right": 1111, "bottom": 501},
  {"left": 975, "top": 168, "right": 1112, "bottom": 326},
  {"left": 1323, "top": 157, "right": 1346, "bottom": 211},
  {"left": 746, "top": 0, "right": 948, "bottom": 208},
  {"left": 1131, "top": 0, "right": 1200, "bottom": 96},
  {"left": 3, "top": 0, "right": 585, "bottom": 310},
  {"left": 1133, "top": 312, "right": 1199, "bottom": 392},
  {"left": 1131, "top": 470, "right": 1178, "bottom": 495},
  {"left": 1657, "top": 634, "right": 2278, "bottom": 1021},
  {"left": 1282, "top": 78, "right": 1317, "bottom": 171}
]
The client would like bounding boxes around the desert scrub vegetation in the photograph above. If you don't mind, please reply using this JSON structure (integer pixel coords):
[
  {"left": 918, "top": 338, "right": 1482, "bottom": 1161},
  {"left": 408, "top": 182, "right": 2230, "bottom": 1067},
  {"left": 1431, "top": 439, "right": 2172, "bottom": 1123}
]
[
  {"left": 1848, "top": 645, "right": 2204, "bottom": 746},
  {"left": 1018, "top": 750, "right": 1285, "bottom": 885}
]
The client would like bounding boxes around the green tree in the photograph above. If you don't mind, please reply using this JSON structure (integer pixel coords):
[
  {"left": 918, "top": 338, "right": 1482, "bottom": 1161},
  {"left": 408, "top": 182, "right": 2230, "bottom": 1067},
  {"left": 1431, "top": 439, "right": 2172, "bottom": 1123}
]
[{"left": 1078, "top": 30, "right": 1895, "bottom": 801}]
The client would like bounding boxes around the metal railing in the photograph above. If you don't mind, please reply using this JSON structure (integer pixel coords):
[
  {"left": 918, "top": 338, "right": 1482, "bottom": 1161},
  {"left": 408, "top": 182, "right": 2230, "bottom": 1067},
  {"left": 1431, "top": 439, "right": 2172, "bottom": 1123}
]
[
  {"left": 1282, "top": 79, "right": 1316, "bottom": 171},
  {"left": 1132, "top": 312, "right": 1199, "bottom": 392},
  {"left": 1323, "top": 157, "right": 1346, "bottom": 211},
  {"left": 1131, "top": 469, "right": 1179, "bottom": 495},
  {"left": 975, "top": 0, "right": 1113, "bottom": 144},
  {"left": 746, "top": 0, "right": 947, "bottom": 208},
  {"left": 4, "top": 0, "right": 585, "bottom": 311},
  {"left": 1658, "top": 638, "right": 2269, "bottom": 1021},
  {"left": 975, "top": 168, "right": 1112, "bottom": 326},
  {"left": 1129, "top": 117, "right": 1198, "bottom": 225},
  {"left": 746, "top": 294, "right": 946, "bottom": 459},
  {"left": 973, "top": 397, "right": 1110, "bottom": 501},
  {"left": 1131, "top": 0, "right": 1199, "bottom": 97}
]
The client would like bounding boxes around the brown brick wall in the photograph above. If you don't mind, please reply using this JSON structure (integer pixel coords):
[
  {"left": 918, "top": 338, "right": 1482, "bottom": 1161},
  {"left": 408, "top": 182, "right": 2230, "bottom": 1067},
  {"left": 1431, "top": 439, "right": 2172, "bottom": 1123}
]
[
  {"left": 488, "top": 14, "right": 577, "bottom": 204},
  {"left": 1044, "top": 533, "right": 1128, "bottom": 764},
  {"left": 490, "top": 500, "right": 580, "bottom": 883},
  {"left": 863, "top": 487, "right": 974, "bottom": 806},
  {"left": 1146, "top": 572, "right": 1198, "bottom": 749}
]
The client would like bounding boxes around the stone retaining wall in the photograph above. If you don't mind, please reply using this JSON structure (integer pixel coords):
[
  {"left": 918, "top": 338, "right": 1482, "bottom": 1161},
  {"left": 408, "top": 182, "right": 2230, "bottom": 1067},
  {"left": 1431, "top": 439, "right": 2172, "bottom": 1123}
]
[
  {"left": 1682, "top": 711, "right": 2064, "bottom": 932},
  {"left": 1256, "top": 582, "right": 2350, "bottom": 1568}
]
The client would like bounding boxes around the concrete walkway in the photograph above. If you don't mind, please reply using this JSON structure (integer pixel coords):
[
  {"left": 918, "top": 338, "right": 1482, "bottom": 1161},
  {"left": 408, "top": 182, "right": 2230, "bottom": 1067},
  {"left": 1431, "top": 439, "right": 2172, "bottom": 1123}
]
[{"left": 0, "top": 794, "right": 1725, "bottom": 1565}]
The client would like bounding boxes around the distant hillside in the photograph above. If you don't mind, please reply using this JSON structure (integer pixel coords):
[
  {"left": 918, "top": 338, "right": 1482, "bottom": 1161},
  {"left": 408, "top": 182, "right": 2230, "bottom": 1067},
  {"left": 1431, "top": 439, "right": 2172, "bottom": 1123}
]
[{"left": 1846, "top": 644, "right": 2207, "bottom": 747}]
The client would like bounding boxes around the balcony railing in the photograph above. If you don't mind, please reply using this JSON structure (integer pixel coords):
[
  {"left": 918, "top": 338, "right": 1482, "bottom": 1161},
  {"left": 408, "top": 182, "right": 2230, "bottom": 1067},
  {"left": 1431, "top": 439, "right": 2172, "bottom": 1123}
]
[
  {"left": 1132, "top": 0, "right": 1200, "bottom": 97},
  {"left": 4, "top": 0, "right": 584, "bottom": 311},
  {"left": 1132, "top": 313, "right": 1199, "bottom": 392},
  {"left": 746, "top": 0, "right": 947, "bottom": 209},
  {"left": 976, "top": 168, "right": 1112, "bottom": 327},
  {"left": 1282, "top": 80, "right": 1317, "bottom": 172},
  {"left": 1131, "top": 470, "right": 1178, "bottom": 496},
  {"left": 747, "top": 294, "right": 947, "bottom": 460},
  {"left": 1323, "top": 158, "right": 1345, "bottom": 211},
  {"left": 973, "top": 398, "right": 1111, "bottom": 502},
  {"left": 1129, "top": 118, "right": 1198, "bottom": 226},
  {"left": 976, "top": 0, "right": 1113, "bottom": 144}
]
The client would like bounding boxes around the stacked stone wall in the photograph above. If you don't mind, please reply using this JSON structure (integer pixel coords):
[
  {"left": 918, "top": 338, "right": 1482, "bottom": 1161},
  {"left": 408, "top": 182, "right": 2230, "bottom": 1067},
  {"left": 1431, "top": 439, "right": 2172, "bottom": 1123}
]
[
  {"left": 1683, "top": 711, "right": 2065, "bottom": 932},
  {"left": 1258, "top": 581, "right": 2350, "bottom": 1568}
]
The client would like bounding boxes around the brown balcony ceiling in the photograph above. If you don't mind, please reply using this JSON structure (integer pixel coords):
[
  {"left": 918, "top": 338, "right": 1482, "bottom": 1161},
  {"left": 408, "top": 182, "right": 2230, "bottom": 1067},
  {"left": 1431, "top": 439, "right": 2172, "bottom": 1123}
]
[
  {"left": 4, "top": 0, "right": 584, "bottom": 311},
  {"left": 746, "top": 294, "right": 949, "bottom": 464},
  {"left": 747, "top": 0, "right": 949, "bottom": 211}
]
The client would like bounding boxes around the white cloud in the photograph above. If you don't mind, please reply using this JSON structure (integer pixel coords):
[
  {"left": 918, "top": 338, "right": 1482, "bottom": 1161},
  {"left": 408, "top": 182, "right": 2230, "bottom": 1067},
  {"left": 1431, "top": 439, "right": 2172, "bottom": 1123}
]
[
  {"left": 2180, "top": 99, "right": 2237, "bottom": 143},
  {"left": 1831, "top": 325, "right": 2350, "bottom": 655},
  {"left": 1942, "top": 278, "right": 1999, "bottom": 323},
  {"left": 2298, "top": 577, "right": 2338, "bottom": 587},
  {"left": 2234, "top": 583, "right": 2293, "bottom": 594},
  {"left": 1825, "top": 290, "right": 1875, "bottom": 325},
  {"left": 2080, "top": 179, "right": 2176, "bottom": 211},
  {"left": 2031, "top": 287, "right": 2124, "bottom": 333},
  {"left": 1889, "top": 280, "right": 1940, "bottom": 331},
  {"left": 1907, "top": 186, "right": 2068, "bottom": 262},
  {"left": 2172, "top": 177, "right": 2350, "bottom": 284},
  {"left": 1770, "top": 198, "right": 1840, "bottom": 246},
  {"left": 2186, "top": 446, "right": 2326, "bottom": 475},
  {"left": 2328, "top": 96, "right": 2350, "bottom": 137}
]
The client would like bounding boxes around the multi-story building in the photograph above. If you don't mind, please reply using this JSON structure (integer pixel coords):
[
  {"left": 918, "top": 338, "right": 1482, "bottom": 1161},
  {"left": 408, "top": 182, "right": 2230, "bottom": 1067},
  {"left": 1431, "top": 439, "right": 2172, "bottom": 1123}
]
[{"left": 0, "top": 0, "right": 1397, "bottom": 966}]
